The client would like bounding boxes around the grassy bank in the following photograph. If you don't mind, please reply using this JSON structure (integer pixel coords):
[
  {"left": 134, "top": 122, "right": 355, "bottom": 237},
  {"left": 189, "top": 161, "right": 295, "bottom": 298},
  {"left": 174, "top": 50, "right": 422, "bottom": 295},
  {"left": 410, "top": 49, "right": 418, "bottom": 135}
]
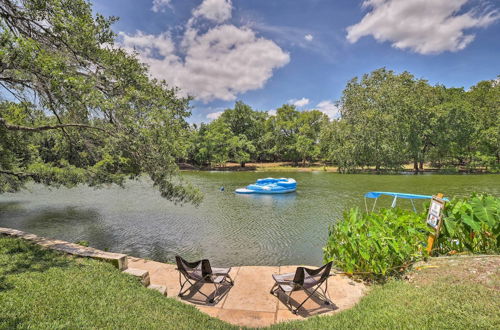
[
  {"left": 0, "top": 237, "right": 231, "bottom": 329},
  {"left": 1, "top": 237, "right": 498, "bottom": 329},
  {"left": 272, "top": 256, "right": 499, "bottom": 329}
]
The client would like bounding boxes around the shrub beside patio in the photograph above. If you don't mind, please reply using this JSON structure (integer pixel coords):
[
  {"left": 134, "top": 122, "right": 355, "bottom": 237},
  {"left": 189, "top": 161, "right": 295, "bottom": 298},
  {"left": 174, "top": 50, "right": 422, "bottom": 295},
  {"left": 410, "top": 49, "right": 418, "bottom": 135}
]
[{"left": 323, "top": 193, "right": 500, "bottom": 281}]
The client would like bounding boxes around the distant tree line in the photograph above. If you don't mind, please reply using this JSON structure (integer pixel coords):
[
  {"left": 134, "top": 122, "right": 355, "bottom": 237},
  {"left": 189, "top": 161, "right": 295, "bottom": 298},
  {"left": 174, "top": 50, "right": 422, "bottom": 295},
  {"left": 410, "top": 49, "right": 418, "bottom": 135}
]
[{"left": 182, "top": 68, "right": 499, "bottom": 172}]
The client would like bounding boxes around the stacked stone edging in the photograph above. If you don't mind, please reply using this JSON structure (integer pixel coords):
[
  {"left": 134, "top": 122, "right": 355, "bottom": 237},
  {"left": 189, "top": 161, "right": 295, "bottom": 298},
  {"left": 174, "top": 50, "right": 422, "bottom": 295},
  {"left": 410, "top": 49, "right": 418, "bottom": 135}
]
[{"left": 0, "top": 227, "right": 128, "bottom": 270}]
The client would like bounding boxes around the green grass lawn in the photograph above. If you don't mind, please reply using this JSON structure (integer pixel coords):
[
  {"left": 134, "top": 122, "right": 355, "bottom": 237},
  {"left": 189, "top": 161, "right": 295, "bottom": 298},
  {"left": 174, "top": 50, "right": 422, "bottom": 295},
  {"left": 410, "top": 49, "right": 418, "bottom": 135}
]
[
  {"left": 272, "top": 281, "right": 499, "bottom": 329},
  {"left": 1, "top": 237, "right": 498, "bottom": 329},
  {"left": 0, "top": 237, "right": 232, "bottom": 329}
]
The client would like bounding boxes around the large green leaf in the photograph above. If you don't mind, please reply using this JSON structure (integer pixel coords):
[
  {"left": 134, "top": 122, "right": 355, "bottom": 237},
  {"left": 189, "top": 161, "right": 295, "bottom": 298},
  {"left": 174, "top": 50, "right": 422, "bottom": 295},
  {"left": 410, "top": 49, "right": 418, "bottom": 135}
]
[
  {"left": 471, "top": 196, "right": 499, "bottom": 228},
  {"left": 460, "top": 212, "right": 481, "bottom": 232},
  {"left": 443, "top": 218, "right": 458, "bottom": 236}
]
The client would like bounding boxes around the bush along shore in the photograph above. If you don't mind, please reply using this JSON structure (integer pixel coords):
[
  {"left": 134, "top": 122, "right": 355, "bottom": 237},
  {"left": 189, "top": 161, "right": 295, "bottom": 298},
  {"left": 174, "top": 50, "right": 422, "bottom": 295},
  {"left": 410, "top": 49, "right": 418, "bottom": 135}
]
[{"left": 323, "top": 193, "right": 500, "bottom": 282}]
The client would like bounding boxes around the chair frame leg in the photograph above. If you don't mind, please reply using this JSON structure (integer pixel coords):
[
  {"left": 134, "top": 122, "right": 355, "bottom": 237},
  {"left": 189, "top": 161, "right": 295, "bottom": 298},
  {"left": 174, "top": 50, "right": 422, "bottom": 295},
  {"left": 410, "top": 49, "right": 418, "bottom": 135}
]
[
  {"left": 178, "top": 273, "right": 233, "bottom": 304},
  {"left": 292, "top": 282, "right": 333, "bottom": 313}
]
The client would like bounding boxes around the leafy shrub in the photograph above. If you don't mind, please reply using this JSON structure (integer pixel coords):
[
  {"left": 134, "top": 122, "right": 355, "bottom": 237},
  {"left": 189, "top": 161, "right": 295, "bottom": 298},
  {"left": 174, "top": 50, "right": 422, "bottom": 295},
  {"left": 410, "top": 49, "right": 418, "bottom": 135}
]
[
  {"left": 323, "top": 208, "right": 431, "bottom": 279},
  {"left": 438, "top": 193, "right": 499, "bottom": 254}
]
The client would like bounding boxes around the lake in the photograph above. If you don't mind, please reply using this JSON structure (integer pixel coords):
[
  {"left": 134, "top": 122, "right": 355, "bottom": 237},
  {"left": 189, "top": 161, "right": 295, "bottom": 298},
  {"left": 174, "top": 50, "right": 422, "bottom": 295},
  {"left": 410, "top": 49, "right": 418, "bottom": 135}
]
[{"left": 0, "top": 172, "right": 498, "bottom": 266}]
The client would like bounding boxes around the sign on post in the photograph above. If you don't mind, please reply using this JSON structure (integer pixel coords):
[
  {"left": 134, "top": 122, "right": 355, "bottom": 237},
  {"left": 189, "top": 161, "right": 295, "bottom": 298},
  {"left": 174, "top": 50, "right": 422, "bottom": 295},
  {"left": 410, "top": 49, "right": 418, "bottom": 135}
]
[{"left": 426, "top": 193, "right": 446, "bottom": 254}]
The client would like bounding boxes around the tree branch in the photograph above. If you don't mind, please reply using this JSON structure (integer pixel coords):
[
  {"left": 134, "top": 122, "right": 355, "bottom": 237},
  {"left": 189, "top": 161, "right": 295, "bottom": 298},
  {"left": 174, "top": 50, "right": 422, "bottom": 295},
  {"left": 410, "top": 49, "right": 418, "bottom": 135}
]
[
  {"left": 0, "top": 117, "right": 115, "bottom": 135},
  {"left": 0, "top": 169, "right": 34, "bottom": 178}
]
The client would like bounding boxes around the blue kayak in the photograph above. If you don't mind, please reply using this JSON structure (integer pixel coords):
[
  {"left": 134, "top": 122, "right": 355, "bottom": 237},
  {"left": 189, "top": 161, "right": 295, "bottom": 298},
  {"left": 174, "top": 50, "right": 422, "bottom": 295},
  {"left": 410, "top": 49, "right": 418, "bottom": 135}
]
[{"left": 235, "top": 178, "right": 297, "bottom": 194}]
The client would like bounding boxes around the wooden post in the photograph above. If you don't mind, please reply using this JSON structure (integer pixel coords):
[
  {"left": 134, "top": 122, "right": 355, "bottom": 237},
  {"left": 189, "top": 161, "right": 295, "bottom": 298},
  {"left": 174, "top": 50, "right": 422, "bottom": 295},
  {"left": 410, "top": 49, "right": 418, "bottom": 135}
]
[{"left": 426, "top": 193, "right": 445, "bottom": 254}]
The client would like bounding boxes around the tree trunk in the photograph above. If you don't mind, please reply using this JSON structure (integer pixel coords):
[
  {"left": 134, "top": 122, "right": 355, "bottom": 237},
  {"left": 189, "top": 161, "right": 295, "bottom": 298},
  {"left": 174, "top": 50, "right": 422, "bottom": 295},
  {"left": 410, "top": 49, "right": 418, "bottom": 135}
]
[
  {"left": 419, "top": 160, "right": 424, "bottom": 171},
  {"left": 240, "top": 162, "right": 245, "bottom": 168},
  {"left": 413, "top": 160, "right": 419, "bottom": 173}
]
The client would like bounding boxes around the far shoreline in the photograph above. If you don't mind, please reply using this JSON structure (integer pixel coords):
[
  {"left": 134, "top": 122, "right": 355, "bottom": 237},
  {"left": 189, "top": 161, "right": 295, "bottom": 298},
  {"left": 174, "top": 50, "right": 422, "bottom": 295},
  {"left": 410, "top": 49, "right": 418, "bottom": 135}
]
[{"left": 178, "top": 162, "right": 498, "bottom": 174}]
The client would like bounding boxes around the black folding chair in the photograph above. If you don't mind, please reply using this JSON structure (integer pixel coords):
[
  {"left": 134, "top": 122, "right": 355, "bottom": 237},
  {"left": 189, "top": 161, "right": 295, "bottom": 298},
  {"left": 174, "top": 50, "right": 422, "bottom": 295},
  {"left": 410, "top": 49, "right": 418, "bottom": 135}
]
[
  {"left": 270, "top": 262, "right": 333, "bottom": 314},
  {"left": 175, "top": 256, "right": 234, "bottom": 303}
]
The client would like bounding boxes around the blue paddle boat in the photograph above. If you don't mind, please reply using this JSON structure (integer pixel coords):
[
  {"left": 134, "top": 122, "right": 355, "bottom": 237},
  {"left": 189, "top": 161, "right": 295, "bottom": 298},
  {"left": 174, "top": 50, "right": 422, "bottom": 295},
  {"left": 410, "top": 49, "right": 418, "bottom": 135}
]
[{"left": 235, "top": 178, "right": 297, "bottom": 194}]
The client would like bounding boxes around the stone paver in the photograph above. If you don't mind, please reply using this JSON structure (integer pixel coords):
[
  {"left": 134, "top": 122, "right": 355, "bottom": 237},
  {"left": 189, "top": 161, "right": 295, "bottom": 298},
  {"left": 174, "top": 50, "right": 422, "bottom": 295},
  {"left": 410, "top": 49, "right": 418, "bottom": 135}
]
[
  {"left": 196, "top": 306, "right": 221, "bottom": 318},
  {"left": 223, "top": 266, "right": 279, "bottom": 313},
  {"left": 123, "top": 268, "right": 150, "bottom": 286},
  {"left": 217, "top": 309, "right": 276, "bottom": 328},
  {"left": 130, "top": 258, "right": 368, "bottom": 328}
]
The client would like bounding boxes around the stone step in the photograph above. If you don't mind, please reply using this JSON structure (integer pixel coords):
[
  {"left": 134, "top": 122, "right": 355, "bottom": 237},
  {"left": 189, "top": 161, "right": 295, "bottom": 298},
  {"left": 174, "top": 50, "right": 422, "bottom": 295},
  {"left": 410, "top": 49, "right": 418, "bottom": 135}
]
[
  {"left": 148, "top": 284, "right": 168, "bottom": 296},
  {"left": 123, "top": 268, "right": 150, "bottom": 286}
]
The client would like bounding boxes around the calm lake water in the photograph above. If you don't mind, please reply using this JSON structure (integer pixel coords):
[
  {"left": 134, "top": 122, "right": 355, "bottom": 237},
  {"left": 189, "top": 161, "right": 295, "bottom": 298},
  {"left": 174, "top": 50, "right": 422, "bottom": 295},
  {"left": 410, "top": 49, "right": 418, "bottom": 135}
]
[{"left": 0, "top": 172, "right": 498, "bottom": 266}]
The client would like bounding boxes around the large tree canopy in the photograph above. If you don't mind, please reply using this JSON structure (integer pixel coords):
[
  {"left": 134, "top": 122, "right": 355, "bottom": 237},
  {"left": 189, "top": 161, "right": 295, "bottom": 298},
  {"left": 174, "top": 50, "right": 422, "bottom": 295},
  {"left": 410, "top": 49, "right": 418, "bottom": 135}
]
[{"left": 0, "top": 0, "right": 201, "bottom": 203}]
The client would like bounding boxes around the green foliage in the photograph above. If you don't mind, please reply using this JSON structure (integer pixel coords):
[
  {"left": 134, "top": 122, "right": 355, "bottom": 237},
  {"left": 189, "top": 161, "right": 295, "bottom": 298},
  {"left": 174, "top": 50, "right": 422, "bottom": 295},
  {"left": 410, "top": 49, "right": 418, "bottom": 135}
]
[
  {"left": 184, "top": 70, "right": 499, "bottom": 173},
  {"left": 438, "top": 193, "right": 500, "bottom": 254},
  {"left": 318, "top": 70, "right": 499, "bottom": 172},
  {"left": 0, "top": 0, "right": 201, "bottom": 204},
  {"left": 323, "top": 208, "right": 431, "bottom": 278}
]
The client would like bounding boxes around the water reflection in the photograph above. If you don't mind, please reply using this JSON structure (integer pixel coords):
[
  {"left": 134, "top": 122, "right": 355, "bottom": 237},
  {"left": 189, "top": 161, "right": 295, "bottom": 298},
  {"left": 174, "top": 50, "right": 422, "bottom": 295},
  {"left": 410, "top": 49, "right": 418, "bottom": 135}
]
[{"left": 235, "top": 192, "right": 297, "bottom": 207}]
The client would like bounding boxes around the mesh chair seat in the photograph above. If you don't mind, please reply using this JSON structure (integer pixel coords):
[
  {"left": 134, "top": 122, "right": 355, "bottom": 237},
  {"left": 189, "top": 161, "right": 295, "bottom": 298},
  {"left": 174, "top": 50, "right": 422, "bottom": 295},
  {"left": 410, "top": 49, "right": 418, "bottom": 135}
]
[
  {"left": 186, "top": 269, "right": 229, "bottom": 283},
  {"left": 175, "top": 256, "right": 234, "bottom": 303},
  {"left": 270, "top": 262, "right": 333, "bottom": 314},
  {"left": 273, "top": 271, "right": 321, "bottom": 291}
]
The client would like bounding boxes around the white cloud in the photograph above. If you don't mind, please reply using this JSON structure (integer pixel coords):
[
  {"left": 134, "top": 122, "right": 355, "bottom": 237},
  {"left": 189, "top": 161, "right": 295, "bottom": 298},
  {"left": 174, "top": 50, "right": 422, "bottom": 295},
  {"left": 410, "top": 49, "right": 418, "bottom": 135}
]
[
  {"left": 192, "top": 0, "right": 232, "bottom": 23},
  {"left": 206, "top": 111, "right": 224, "bottom": 120},
  {"left": 119, "top": 25, "right": 289, "bottom": 102},
  {"left": 347, "top": 0, "right": 499, "bottom": 54},
  {"left": 304, "top": 34, "right": 314, "bottom": 41},
  {"left": 151, "top": 0, "right": 171, "bottom": 13},
  {"left": 316, "top": 100, "right": 340, "bottom": 119},
  {"left": 267, "top": 109, "right": 277, "bottom": 116},
  {"left": 289, "top": 97, "right": 310, "bottom": 107}
]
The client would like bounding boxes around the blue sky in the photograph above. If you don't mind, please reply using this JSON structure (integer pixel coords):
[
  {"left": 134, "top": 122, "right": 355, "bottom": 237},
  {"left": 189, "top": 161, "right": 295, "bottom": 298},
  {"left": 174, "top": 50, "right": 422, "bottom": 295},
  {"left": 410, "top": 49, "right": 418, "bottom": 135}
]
[{"left": 91, "top": 0, "right": 500, "bottom": 123}]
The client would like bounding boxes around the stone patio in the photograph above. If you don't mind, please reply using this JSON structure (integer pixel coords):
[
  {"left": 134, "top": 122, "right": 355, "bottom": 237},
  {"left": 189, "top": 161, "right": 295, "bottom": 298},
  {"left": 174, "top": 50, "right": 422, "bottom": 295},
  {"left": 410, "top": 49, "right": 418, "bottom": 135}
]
[{"left": 128, "top": 257, "right": 367, "bottom": 328}]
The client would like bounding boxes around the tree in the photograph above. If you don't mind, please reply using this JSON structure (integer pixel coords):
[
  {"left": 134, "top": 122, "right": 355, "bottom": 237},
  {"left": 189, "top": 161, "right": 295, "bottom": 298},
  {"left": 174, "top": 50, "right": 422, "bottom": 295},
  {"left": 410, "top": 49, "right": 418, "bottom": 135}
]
[
  {"left": 339, "top": 68, "right": 408, "bottom": 171},
  {"left": 294, "top": 110, "right": 328, "bottom": 165},
  {"left": 267, "top": 104, "right": 301, "bottom": 163},
  {"left": 0, "top": 0, "right": 201, "bottom": 203},
  {"left": 218, "top": 101, "right": 265, "bottom": 166},
  {"left": 467, "top": 78, "right": 500, "bottom": 168}
]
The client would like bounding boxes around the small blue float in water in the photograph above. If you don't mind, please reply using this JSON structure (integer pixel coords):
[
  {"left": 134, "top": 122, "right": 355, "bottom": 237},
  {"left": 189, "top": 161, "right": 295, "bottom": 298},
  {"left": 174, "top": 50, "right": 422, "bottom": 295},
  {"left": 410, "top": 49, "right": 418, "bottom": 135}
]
[{"left": 235, "top": 178, "right": 297, "bottom": 194}]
